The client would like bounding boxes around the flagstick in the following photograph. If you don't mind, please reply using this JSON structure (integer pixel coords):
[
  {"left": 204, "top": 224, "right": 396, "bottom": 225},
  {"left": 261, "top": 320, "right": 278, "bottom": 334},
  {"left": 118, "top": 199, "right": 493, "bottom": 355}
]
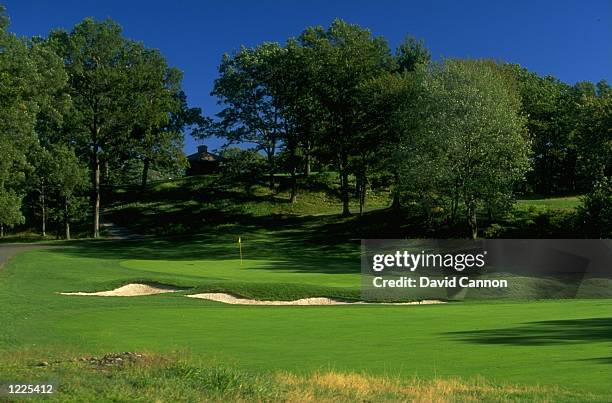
[{"left": 238, "top": 236, "right": 243, "bottom": 265}]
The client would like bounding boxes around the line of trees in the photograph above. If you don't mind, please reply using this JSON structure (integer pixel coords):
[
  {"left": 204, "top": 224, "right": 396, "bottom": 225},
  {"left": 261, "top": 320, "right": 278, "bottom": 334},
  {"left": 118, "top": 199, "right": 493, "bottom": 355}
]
[
  {"left": 0, "top": 7, "right": 203, "bottom": 238},
  {"left": 203, "top": 19, "right": 611, "bottom": 238},
  {"left": 1, "top": 9, "right": 609, "bottom": 239}
]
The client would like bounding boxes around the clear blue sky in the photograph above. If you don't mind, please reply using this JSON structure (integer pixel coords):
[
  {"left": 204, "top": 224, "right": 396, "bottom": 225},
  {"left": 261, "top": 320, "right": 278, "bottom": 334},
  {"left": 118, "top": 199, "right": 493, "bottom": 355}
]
[{"left": 3, "top": 0, "right": 610, "bottom": 154}]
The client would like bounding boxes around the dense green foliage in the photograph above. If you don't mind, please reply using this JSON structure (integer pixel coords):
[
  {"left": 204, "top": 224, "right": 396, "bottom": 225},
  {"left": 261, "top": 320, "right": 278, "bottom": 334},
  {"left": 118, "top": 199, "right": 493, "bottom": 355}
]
[
  {"left": 203, "top": 20, "right": 610, "bottom": 237},
  {"left": 0, "top": 8, "right": 609, "bottom": 239},
  {"left": 398, "top": 60, "right": 530, "bottom": 238},
  {"left": 0, "top": 10, "right": 201, "bottom": 239},
  {"left": 579, "top": 177, "right": 612, "bottom": 238}
]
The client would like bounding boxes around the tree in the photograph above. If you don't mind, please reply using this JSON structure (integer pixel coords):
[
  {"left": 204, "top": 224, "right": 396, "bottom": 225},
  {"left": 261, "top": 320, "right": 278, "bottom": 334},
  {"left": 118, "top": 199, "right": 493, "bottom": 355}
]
[
  {"left": 47, "top": 19, "right": 127, "bottom": 237},
  {"left": 357, "top": 38, "right": 430, "bottom": 212},
  {"left": 505, "top": 65, "right": 579, "bottom": 195},
  {"left": 407, "top": 60, "right": 530, "bottom": 238},
  {"left": 298, "top": 19, "right": 394, "bottom": 215},
  {"left": 0, "top": 191, "right": 24, "bottom": 237},
  {"left": 119, "top": 49, "right": 200, "bottom": 189},
  {"left": 396, "top": 36, "right": 430, "bottom": 74},
  {"left": 48, "top": 18, "right": 185, "bottom": 237},
  {"left": 210, "top": 43, "right": 284, "bottom": 190},
  {"left": 0, "top": 6, "right": 66, "bottom": 236},
  {"left": 575, "top": 85, "right": 611, "bottom": 184},
  {"left": 44, "top": 145, "right": 89, "bottom": 239},
  {"left": 263, "top": 40, "right": 323, "bottom": 203},
  {"left": 358, "top": 69, "right": 426, "bottom": 214}
]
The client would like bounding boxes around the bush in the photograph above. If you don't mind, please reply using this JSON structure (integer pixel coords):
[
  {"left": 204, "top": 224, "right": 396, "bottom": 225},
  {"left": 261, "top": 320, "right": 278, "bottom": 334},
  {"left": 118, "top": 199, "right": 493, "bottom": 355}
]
[{"left": 578, "top": 177, "right": 612, "bottom": 237}]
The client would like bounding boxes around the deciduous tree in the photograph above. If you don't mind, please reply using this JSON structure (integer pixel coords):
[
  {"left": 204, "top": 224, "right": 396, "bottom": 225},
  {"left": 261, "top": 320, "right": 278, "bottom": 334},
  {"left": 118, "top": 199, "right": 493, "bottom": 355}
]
[{"left": 408, "top": 60, "right": 530, "bottom": 238}]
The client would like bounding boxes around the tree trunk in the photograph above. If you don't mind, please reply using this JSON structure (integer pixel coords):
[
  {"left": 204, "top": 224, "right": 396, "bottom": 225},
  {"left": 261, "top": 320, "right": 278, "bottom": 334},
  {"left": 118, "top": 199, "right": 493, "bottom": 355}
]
[
  {"left": 104, "top": 159, "right": 110, "bottom": 184},
  {"left": 266, "top": 129, "right": 277, "bottom": 190},
  {"left": 64, "top": 197, "right": 71, "bottom": 240},
  {"left": 267, "top": 142, "right": 276, "bottom": 190},
  {"left": 41, "top": 185, "right": 46, "bottom": 237},
  {"left": 304, "top": 140, "right": 312, "bottom": 177},
  {"left": 391, "top": 171, "right": 401, "bottom": 210},
  {"left": 92, "top": 140, "right": 100, "bottom": 239},
  {"left": 289, "top": 144, "right": 297, "bottom": 203},
  {"left": 0, "top": 224, "right": 4, "bottom": 238},
  {"left": 340, "top": 152, "right": 350, "bottom": 216},
  {"left": 467, "top": 203, "right": 478, "bottom": 240},
  {"left": 451, "top": 186, "right": 459, "bottom": 224},
  {"left": 359, "top": 171, "right": 366, "bottom": 216},
  {"left": 141, "top": 157, "right": 150, "bottom": 189},
  {"left": 290, "top": 169, "right": 297, "bottom": 203},
  {"left": 268, "top": 162, "right": 275, "bottom": 189}
]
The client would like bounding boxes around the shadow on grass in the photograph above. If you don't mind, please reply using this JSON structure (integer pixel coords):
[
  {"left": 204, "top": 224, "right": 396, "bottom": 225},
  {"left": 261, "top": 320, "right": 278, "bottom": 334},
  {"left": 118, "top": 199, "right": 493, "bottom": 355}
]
[
  {"left": 583, "top": 356, "right": 612, "bottom": 364},
  {"left": 52, "top": 206, "right": 427, "bottom": 275},
  {"left": 446, "top": 317, "right": 612, "bottom": 346},
  {"left": 50, "top": 227, "right": 362, "bottom": 275}
]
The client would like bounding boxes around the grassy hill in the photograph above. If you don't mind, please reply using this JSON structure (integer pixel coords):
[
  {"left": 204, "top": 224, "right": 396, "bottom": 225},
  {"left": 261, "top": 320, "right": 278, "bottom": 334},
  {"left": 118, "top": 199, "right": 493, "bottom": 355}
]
[{"left": 103, "top": 174, "right": 584, "bottom": 239}]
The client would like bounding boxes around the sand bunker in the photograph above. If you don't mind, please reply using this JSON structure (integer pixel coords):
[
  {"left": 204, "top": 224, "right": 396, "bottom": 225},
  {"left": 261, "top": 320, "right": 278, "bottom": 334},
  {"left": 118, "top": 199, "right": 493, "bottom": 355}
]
[
  {"left": 60, "top": 285, "right": 445, "bottom": 304},
  {"left": 187, "top": 292, "right": 445, "bottom": 306},
  {"left": 61, "top": 283, "right": 180, "bottom": 297}
]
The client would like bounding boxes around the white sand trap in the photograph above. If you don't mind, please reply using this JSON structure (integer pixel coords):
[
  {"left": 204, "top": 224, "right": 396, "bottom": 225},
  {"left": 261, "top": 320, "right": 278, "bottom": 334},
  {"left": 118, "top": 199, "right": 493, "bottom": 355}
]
[
  {"left": 187, "top": 292, "right": 445, "bottom": 306},
  {"left": 61, "top": 283, "right": 180, "bottom": 297}
]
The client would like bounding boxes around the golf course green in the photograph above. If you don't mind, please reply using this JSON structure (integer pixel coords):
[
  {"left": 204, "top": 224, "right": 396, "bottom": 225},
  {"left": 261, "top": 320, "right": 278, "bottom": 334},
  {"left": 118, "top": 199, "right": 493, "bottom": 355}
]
[{"left": 1, "top": 234, "right": 611, "bottom": 400}]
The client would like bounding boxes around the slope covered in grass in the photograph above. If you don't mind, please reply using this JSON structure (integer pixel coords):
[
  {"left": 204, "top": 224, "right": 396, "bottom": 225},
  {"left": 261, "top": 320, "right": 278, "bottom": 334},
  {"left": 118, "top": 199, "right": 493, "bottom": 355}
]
[{"left": 103, "top": 175, "right": 586, "bottom": 239}]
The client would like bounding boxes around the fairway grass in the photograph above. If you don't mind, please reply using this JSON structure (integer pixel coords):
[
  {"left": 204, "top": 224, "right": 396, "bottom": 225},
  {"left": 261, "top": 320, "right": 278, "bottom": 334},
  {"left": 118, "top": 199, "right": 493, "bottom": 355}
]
[{"left": 1, "top": 243, "right": 611, "bottom": 400}]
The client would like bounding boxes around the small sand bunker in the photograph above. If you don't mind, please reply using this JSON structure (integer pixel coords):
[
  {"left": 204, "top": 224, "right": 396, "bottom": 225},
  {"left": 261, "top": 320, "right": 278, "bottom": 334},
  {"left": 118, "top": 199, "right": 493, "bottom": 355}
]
[
  {"left": 61, "top": 283, "right": 180, "bottom": 297},
  {"left": 187, "top": 292, "right": 445, "bottom": 306}
]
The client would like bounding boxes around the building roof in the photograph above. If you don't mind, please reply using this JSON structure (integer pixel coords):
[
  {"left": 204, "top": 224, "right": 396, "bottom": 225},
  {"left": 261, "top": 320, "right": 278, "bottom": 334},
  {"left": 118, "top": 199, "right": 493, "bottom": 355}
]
[{"left": 187, "top": 145, "right": 219, "bottom": 162}]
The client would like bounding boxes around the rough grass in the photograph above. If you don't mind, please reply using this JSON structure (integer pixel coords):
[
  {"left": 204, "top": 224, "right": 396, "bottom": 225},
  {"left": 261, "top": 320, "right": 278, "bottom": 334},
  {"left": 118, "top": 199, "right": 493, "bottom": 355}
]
[{"left": 0, "top": 351, "right": 601, "bottom": 402}]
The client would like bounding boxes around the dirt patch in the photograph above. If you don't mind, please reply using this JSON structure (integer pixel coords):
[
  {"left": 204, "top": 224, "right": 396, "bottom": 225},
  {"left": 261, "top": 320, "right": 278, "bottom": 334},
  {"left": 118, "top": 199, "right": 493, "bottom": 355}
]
[
  {"left": 61, "top": 283, "right": 181, "bottom": 297},
  {"left": 79, "top": 352, "right": 147, "bottom": 368},
  {"left": 187, "top": 292, "right": 445, "bottom": 306},
  {"left": 35, "top": 352, "right": 148, "bottom": 369}
]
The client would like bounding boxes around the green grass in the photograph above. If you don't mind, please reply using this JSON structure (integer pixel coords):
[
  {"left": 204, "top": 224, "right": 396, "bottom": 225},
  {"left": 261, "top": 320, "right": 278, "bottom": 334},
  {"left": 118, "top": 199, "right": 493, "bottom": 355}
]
[
  {"left": 0, "top": 352, "right": 600, "bottom": 402},
  {"left": 0, "top": 232, "right": 67, "bottom": 244},
  {"left": 1, "top": 240, "right": 611, "bottom": 400},
  {"left": 103, "top": 175, "right": 586, "bottom": 240},
  {"left": 0, "top": 178, "right": 607, "bottom": 400},
  {"left": 514, "top": 195, "right": 581, "bottom": 211}
]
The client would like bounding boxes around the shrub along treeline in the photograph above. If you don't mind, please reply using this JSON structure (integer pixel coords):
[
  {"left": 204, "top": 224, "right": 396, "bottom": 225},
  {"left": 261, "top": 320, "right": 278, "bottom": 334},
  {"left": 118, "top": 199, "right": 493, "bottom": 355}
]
[{"left": 0, "top": 7, "right": 609, "bottom": 239}]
